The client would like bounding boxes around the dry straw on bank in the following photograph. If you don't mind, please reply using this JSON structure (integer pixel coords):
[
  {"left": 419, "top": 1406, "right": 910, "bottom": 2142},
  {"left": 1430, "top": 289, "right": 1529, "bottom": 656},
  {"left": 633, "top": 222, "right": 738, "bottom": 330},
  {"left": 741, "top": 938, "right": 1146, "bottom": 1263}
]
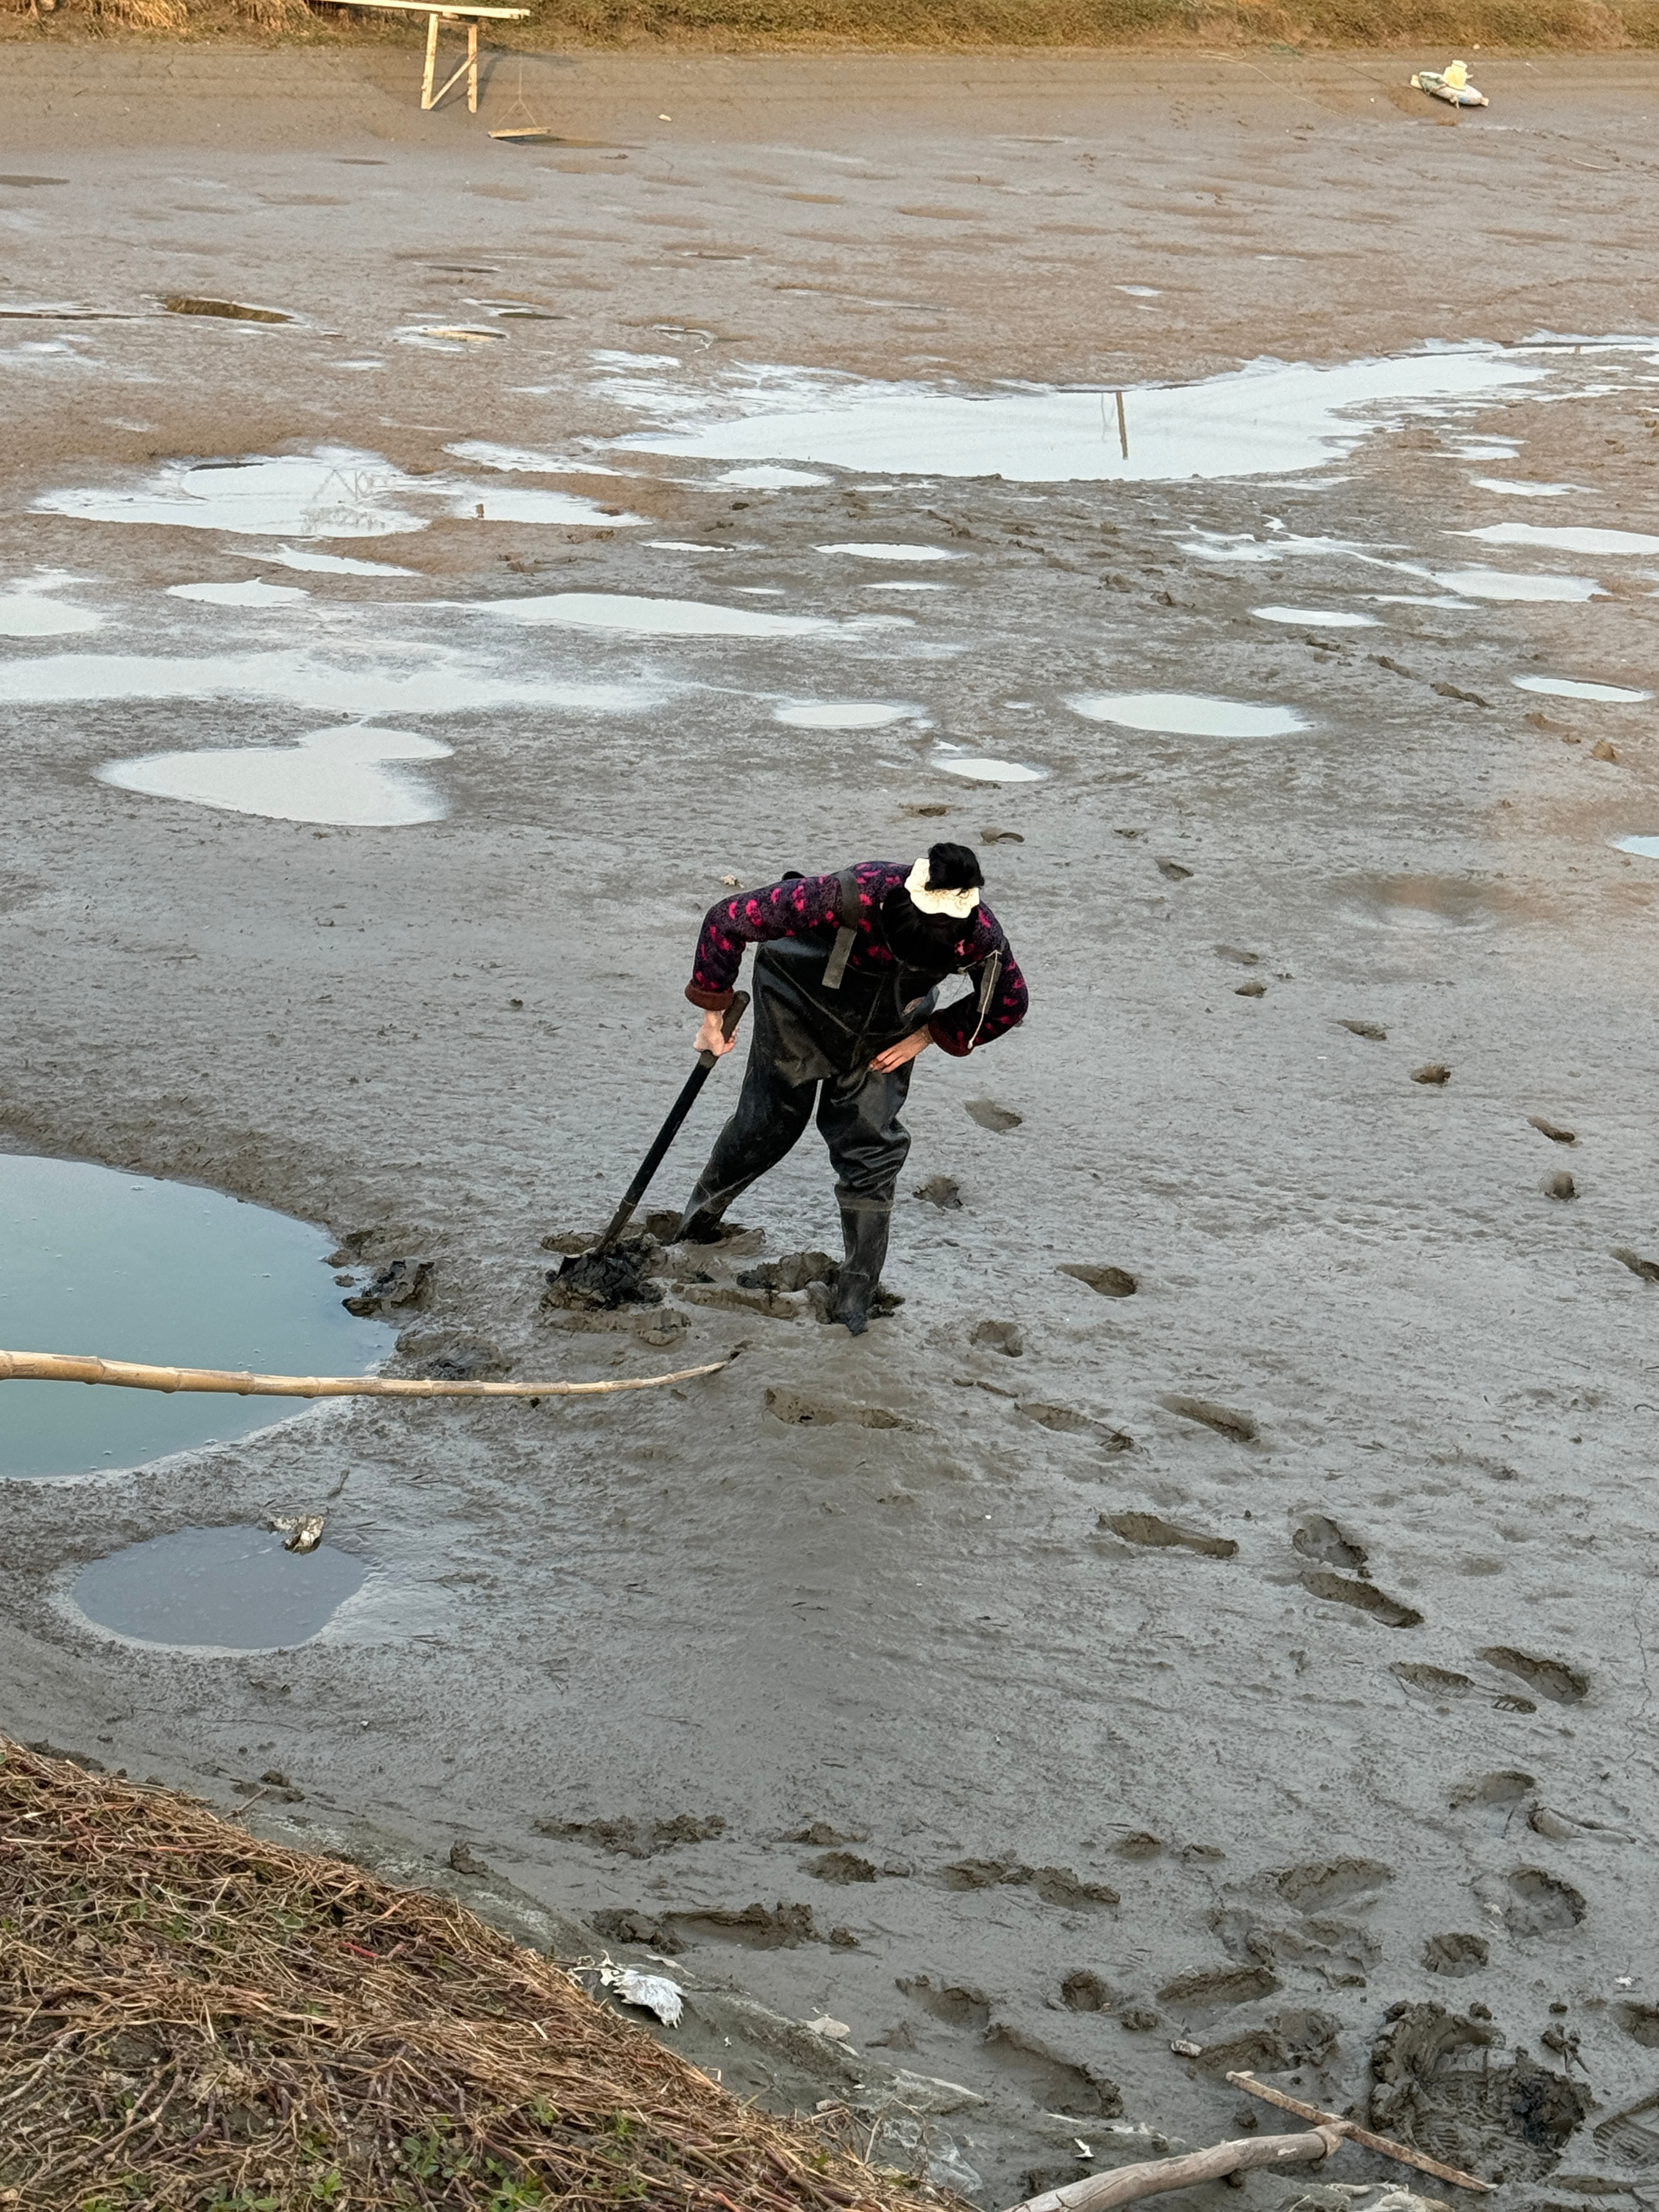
[{"left": 0, "top": 1736, "right": 932, "bottom": 2212}]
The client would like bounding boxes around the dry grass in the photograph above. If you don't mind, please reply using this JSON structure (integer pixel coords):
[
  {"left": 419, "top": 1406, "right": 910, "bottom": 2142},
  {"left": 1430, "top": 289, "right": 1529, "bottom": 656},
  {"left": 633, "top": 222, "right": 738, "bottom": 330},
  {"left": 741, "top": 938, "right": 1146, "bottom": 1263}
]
[
  {"left": 5, "top": 0, "right": 1659, "bottom": 46},
  {"left": 0, "top": 1735, "right": 935, "bottom": 2212}
]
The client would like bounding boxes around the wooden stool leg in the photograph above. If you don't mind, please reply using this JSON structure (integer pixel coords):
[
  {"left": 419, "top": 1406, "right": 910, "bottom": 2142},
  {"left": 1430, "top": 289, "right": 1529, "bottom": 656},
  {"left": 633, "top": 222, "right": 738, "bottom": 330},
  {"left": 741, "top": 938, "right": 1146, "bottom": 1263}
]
[
  {"left": 468, "top": 21, "right": 478, "bottom": 111},
  {"left": 420, "top": 11, "right": 439, "bottom": 109}
]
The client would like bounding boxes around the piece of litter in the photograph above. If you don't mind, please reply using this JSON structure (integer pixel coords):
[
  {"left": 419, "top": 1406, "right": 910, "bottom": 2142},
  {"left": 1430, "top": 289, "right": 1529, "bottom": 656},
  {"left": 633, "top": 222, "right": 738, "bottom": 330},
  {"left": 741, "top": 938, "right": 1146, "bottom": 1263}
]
[
  {"left": 720, "top": 873, "right": 741, "bottom": 886},
  {"left": 659, "top": 112, "right": 672, "bottom": 120},
  {"left": 600, "top": 1965, "right": 684, "bottom": 2027},
  {"left": 269, "top": 1514, "right": 326, "bottom": 1555},
  {"left": 1075, "top": 2140, "right": 1093, "bottom": 2158},
  {"left": 1617, "top": 1976, "right": 1634, "bottom": 1987},
  {"left": 1410, "top": 60, "right": 1488, "bottom": 105},
  {"left": 805, "top": 2014, "right": 851, "bottom": 2040},
  {"left": 1170, "top": 2038, "right": 1201, "bottom": 2057}
]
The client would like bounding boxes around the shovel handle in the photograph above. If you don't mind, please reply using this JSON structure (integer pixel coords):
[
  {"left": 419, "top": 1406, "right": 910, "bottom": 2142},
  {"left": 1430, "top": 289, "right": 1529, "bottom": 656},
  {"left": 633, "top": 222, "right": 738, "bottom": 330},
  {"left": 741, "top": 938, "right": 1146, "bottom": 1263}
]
[{"left": 697, "top": 990, "right": 750, "bottom": 1070}]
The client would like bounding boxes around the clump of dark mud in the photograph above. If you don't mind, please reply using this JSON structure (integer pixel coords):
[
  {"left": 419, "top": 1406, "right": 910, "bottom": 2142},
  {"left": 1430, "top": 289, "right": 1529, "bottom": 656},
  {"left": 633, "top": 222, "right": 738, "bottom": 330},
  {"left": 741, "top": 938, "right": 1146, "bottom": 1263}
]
[
  {"left": 394, "top": 1325, "right": 507, "bottom": 1381},
  {"left": 1370, "top": 2001, "right": 1589, "bottom": 2182},
  {"left": 543, "top": 1238, "right": 663, "bottom": 1312},
  {"left": 343, "top": 1257, "right": 432, "bottom": 1316},
  {"left": 737, "top": 1251, "right": 836, "bottom": 1294}
]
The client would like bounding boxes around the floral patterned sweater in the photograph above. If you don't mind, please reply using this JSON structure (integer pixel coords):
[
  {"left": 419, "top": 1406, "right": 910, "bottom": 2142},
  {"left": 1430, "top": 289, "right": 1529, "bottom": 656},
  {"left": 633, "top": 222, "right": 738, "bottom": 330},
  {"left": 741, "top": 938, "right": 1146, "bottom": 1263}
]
[{"left": 685, "top": 861, "right": 1028, "bottom": 1058}]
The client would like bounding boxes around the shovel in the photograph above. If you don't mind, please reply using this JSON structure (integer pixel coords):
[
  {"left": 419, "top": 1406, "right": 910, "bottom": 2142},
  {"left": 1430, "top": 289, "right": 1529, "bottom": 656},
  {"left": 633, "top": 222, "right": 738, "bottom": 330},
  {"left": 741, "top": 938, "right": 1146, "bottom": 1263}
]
[{"left": 593, "top": 991, "right": 750, "bottom": 1252}]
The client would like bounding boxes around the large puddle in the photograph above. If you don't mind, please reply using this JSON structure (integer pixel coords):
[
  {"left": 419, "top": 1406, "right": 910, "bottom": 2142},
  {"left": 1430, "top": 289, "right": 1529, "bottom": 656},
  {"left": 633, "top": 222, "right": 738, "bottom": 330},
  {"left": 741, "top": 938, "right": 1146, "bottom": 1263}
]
[
  {"left": 35, "top": 449, "right": 644, "bottom": 539},
  {"left": 1462, "top": 522, "right": 1659, "bottom": 557},
  {"left": 70, "top": 1525, "right": 366, "bottom": 1650},
  {"left": 98, "top": 723, "right": 450, "bottom": 826},
  {"left": 0, "top": 1155, "right": 394, "bottom": 1479},
  {"left": 1251, "top": 605, "right": 1379, "bottom": 629},
  {"left": 610, "top": 347, "right": 1544, "bottom": 483},
  {"left": 1515, "top": 675, "right": 1650, "bottom": 703},
  {"left": 1, "top": 578, "right": 101, "bottom": 636},
  {"left": 1613, "top": 834, "right": 1659, "bottom": 859},
  {"left": 481, "top": 591, "right": 908, "bottom": 640},
  {"left": 1069, "top": 691, "right": 1308, "bottom": 738}
]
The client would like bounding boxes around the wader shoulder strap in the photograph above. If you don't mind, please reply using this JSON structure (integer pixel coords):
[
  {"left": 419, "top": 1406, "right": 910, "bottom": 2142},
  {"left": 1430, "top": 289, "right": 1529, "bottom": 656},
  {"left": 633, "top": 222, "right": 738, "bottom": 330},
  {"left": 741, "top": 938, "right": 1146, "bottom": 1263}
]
[
  {"left": 822, "top": 866, "right": 860, "bottom": 991},
  {"left": 966, "top": 950, "right": 1002, "bottom": 1049}
]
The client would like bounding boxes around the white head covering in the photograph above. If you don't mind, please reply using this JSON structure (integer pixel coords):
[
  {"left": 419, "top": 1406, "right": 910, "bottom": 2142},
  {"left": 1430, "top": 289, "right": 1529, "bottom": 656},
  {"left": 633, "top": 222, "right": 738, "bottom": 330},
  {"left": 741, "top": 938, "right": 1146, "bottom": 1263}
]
[{"left": 905, "top": 853, "right": 980, "bottom": 922}]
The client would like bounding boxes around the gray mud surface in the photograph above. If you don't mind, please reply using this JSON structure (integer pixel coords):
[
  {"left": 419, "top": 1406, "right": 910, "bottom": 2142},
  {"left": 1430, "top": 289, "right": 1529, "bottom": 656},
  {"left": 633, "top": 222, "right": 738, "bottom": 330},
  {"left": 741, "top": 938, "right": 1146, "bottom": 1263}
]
[{"left": 3, "top": 46, "right": 1658, "bottom": 2209}]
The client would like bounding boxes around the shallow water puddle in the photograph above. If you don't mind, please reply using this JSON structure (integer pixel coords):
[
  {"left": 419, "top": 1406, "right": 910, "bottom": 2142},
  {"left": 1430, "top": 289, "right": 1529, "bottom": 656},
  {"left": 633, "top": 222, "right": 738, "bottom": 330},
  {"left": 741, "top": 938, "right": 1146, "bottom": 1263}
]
[
  {"left": 98, "top": 723, "right": 450, "bottom": 827},
  {"left": 1069, "top": 691, "right": 1308, "bottom": 738},
  {"left": 0, "top": 648, "right": 656, "bottom": 719},
  {"left": 452, "top": 484, "right": 646, "bottom": 527},
  {"left": 1613, "top": 834, "right": 1659, "bottom": 859},
  {"left": 1469, "top": 477, "right": 1585, "bottom": 498},
  {"left": 274, "top": 546, "right": 415, "bottom": 577},
  {"left": 481, "top": 592, "right": 910, "bottom": 639},
  {"left": 1252, "top": 605, "right": 1379, "bottom": 628},
  {"left": 1514, "top": 675, "right": 1650, "bottom": 702},
  {"left": 934, "top": 753, "right": 1048, "bottom": 782},
  {"left": 0, "top": 1154, "right": 393, "bottom": 1479},
  {"left": 815, "top": 542, "right": 961, "bottom": 562},
  {"left": 1460, "top": 522, "right": 1659, "bottom": 556},
  {"left": 611, "top": 347, "right": 1543, "bottom": 483},
  {"left": 168, "top": 579, "right": 308, "bottom": 607},
  {"left": 70, "top": 1525, "right": 366, "bottom": 1651},
  {"left": 445, "top": 440, "right": 630, "bottom": 477},
  {"left": 1430, "top": 567, "right": 1603, "bottom": 602},
  {"left": 36, "top": 450, "right": 431, "bottom": 539},
  {"left": 776, "top": 700, "right": 921, "bottom": 728},
  {"left": 0, "top": 581, "right": 101, "bottom": 636},
  {"left": 719, "top": 465, "right": 831, "bottom": 488}
]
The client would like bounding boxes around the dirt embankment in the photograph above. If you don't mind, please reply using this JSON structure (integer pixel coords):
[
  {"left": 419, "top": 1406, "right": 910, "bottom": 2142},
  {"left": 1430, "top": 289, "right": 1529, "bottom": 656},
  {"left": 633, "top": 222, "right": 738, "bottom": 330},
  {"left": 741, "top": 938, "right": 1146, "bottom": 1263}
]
[{"left": 7, "top": 0, "right": 1659, "bottom": 54}]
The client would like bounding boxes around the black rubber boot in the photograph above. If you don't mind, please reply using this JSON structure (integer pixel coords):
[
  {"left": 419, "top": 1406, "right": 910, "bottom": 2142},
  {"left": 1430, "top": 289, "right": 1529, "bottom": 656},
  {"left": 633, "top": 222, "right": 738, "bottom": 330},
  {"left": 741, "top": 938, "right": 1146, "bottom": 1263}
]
[
  {"left": 673, "top": 1180, "right": 729, "bottom": 1245},
  {"left": 831, "top": 1205, "right": 892, "bottom": 1336}
]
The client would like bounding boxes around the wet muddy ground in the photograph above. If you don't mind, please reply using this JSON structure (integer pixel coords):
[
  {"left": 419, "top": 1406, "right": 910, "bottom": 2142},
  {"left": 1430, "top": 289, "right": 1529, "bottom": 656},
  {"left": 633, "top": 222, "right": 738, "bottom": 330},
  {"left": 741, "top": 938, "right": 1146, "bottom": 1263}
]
[{"left": 3, "top": 44, "right": 1659, "bottom": 2207}]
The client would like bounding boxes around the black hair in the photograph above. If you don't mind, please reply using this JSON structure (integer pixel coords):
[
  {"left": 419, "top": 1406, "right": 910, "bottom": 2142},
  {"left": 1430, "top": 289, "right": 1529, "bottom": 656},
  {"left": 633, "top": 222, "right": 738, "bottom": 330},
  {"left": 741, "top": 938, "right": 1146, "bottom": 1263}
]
[{"left": 926, "top": 840, "right": 985, "bottom": 892}]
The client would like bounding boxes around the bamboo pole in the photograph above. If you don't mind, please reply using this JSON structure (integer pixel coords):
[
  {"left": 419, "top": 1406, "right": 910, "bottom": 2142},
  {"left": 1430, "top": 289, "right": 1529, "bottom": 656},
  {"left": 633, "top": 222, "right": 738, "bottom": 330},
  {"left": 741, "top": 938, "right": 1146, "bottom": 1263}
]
[
  {"left": 0, "top": 1350, "right": 724, "bottom": 1401},
  {"left": 1001, "top": 2126, "right": 1347, "bottom": 2212},
  {"left": 1227, "top": 2072, "right": 1494, "bottom": 2193}
]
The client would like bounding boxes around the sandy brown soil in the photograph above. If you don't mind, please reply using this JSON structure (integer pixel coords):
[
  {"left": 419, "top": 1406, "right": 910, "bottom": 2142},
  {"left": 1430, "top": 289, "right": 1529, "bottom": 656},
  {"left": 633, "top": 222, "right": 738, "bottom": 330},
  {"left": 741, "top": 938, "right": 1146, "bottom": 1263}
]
[{"left": 2, "top": 43, "right": 1658, "bottom": 2209}]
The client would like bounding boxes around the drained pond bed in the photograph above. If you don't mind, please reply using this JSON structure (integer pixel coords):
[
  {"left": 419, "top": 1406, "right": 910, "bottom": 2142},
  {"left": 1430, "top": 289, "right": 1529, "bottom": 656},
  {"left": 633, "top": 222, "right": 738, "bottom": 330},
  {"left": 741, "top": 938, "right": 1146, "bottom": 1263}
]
[{"left": 0, "top": 1737, "right": 933, "bottom": 2212}]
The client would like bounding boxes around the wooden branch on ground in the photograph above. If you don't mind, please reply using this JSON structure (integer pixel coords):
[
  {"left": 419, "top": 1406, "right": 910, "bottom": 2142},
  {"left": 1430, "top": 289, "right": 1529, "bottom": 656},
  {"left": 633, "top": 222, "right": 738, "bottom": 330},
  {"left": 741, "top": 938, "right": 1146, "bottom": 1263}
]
[
  {"left": 0, "top": 1349, "right": 725, "bottom": 1400},
  {"left": 1000, "top": 2124, "right": 1347, "bottom": 2212},
  {"left": 1227, "top": 2071, "right": 1494, "bottom": 2193}
]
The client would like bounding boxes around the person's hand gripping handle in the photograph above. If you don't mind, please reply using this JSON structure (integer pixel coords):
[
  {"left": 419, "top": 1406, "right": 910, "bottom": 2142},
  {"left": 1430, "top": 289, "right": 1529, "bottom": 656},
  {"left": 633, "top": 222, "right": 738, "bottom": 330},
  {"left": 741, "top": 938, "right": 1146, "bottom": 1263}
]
[{"left": 695, "top": 992, "right": 749, "bottom": 1068}]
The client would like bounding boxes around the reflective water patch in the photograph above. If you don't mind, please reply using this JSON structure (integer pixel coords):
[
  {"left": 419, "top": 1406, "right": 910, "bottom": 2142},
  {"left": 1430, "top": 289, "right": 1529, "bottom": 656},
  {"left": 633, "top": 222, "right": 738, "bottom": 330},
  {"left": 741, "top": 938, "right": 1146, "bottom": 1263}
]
[
  {"left": 1613, "top": 834, "right": 1659, "bottom": 859},
  {"left": 36, "top": 450, "right": 431, "bottom": 539},
  {"left": 776, "top": 700, "right": 920, "bottom": 728},
  {"left": 1514, "top": 675, "right": 1650, "bottom": 703},
  {"left": 274, "top": 546, "right": 416, "bottom": 577},
  {"left": 1069, "top": 691, "right": 1308, "bottom": 738},
  {"left": 1461, "top": 522, "right": 1659, "bottom": 556},
  {"left": 449, "top": 484, "right": 646, "bottom": 527},
  {"left": 1430, "top": 567, "right": 1604, "bottom": 602},
  {"left": 0, "top": 1154, "right": 393, "bottom": 1479},
  {"left": 168, "top": 579, "right": 309, "bottom": 607},
  {"left": 1469, "top": 478, "right": 1584, "bottom": 498},
  {"left": 1251, "top": 605, "right": 1379, "bottom": 628},
  {"left": 481, "top": 592, "right": 909, "bottom": 639},
  {"left": 98, "top": 723, "right": 450, "bottom": 826},
  {"left": 612, "top": 347, "right": 1543, "bottom": 483},
  {"left": 815, "top": 542, "right": 961, "bottom": 562},
  {"left": 0, "top": 586, "right": 101, "bottom": 636},
  {"left": 934, "top": 754, "right": 1048, "bottom": 782},
  {"left": 71, "top": 1525, "right": 366, "bottom": 1651}
]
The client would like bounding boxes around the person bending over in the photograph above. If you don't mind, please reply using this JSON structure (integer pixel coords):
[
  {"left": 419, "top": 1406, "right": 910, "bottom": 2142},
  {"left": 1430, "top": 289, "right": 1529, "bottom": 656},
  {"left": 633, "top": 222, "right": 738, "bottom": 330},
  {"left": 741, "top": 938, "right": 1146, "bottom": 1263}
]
[{"left": 676, "top": 843, "right": 1028, "bottom": 1335}]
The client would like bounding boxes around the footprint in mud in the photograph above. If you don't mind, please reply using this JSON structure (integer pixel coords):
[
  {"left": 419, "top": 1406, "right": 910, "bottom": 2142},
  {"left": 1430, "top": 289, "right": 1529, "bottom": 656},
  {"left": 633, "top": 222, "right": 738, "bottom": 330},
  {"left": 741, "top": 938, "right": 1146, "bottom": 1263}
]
[
  {"left": 938, "top": 1859, "right": 1118, "bottom": 1908},
  {"left": 808, "top": 1850, "right": 879, "bottom": 1884},
  {"left": 1019, "top": 1401, "right": 1093, "bottom": 1433},
  {"left": 1500, "top": 1867, "right": 1587, "bottom": 1938},
  {"left": 785, "top": 1822, "right": 867, "bottom": 1847},
  {"left": 1423, "top": 1933, "right": 1489, "bottom": 1978},
  {"left": 1211, "top": 1904, "right": 1380, "bottom": 1984},
  {"left": 1480, "top": 1646, "right": 1589, "bottom": 1705},
  {"left": 966, "top": 1099, "right": 1023, "bottom": 1133},
  {"left": 970, "top": 1319, "right": 1024, "bottom": 1357},
  {"left": 1155, "top": 1963, "right": 1280, "bottom": 2010},
  {"left": 896, "top": 1976, "right": 991, "bottom": 2029},
  {"left": 737, "top": 1251, "right": 836, "bottom": 1293},
  {"left": 1161, "top": 1395, "right": 1257, "bottom": 1442},
  {"left": 1338, "top": 1019, "right": 1388, "bottom": 1041},
  {"left": 1271, "top": 1858, "right": 1393, "bottom": 1913},
  {"left": 1449, "top": 1771, "right": 1536, "bottom": 1833},
  {"left": 1101, "top": 1511, "right": 1237, "bottom": 1561},
  {"left": 1594, "top": 2090, "right": 1659, "bottom": 2165},
  {"left": 1411, "top": 1062, "right": 1453, "bottom": 1086},
  {"left": 1057, "top": 1262, "right": 1137, "bottom": 1297},
  {"left": 1613, "top": 1247, "right": 1659, "bottom": 1284},
  {"left": 395, "top": 1325, "right": 507, "bottom": 1381},
  {"left": 535, "top": 1813, "right": 725, "bottom": 1858},
  {"left": 1215, "top": 945, "right": 1261, "bottom": 967},
  {"left": 1114, "top": 1832, "right": 1164, "bottom": 1860},
  {"left": 590, "top": 1907, "right": 682, "bottom": 1953},
  {"left": 669, "top": 1901, "right": 820, "bottom": 1949},
  {"left": 764, "top": 1388, "right": 912, "bottom": 1429},
  {"left": 1544, "top": 1171, "right": 1577, "bottom": 1200},
  {"left": 980, "top": 2027, "right": 1123, "bottom": 2118},
  {"left": 1372, "top": 2001, "right": 1589, "bottom": 2180},
  {"left": 1301, "top": 1570, "right": 1422, "bottom": 1629},
  {"left": 914, "top": 1173, "right": 962, "bottom": 1209},
  {"left": 682, "top": 1282, "right": 799, "bottom": 1319},
  {"left": 1530, "top": 1117, "right": 1577, "bottom": 1145},
  {"left": 1291, "top": 1515, "right": 1367, "bottom": 1572},
  {"left": 1616, "top": 2004, "right": 1659, "bottom": 2049},
  {"left": 1060, "top": 1971, "right": 1113, "bottom": 2013},
  {"left": 1393, "top": 1661, "right": 1477, "bottom": 1701}
]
